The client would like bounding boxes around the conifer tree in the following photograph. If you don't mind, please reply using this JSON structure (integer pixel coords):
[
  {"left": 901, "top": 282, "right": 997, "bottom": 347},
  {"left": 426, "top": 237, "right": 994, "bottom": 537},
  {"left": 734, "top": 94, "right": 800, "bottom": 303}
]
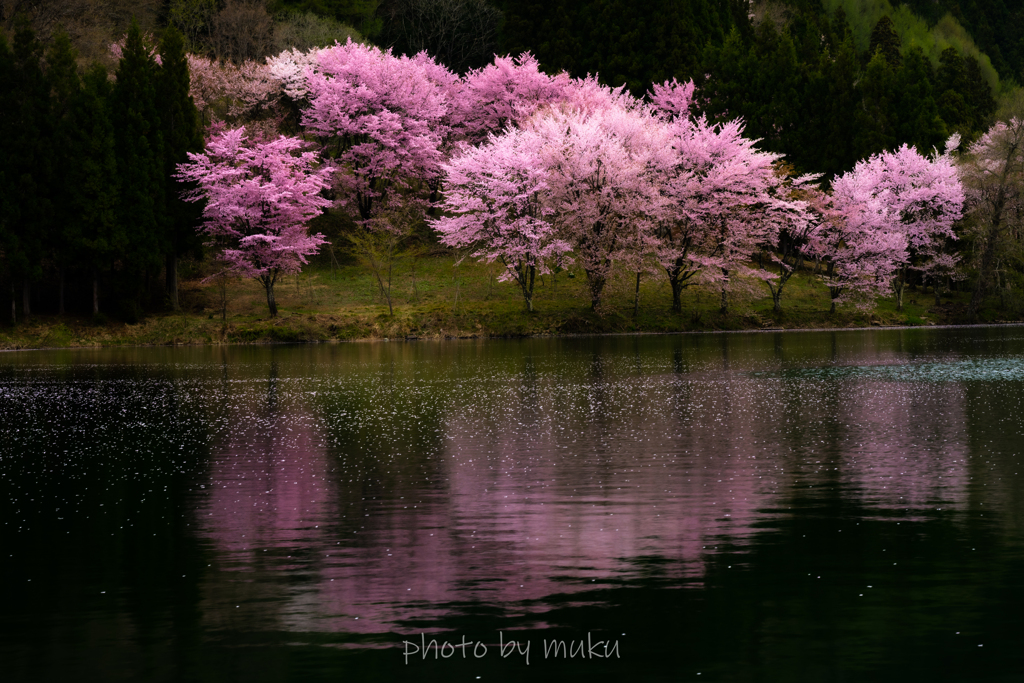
[
  {"left": 66, "top": 66, "right": 123, "bottom": 316},
  {"left": 157, "top": 26, "right": 204, "bottom": 312},
  {"left": 0, "top": 33, "right": 17, "bottom": 324},
  {"left": 868, "top": 15, "right": 902, "bottom": 67},
  {"left": 8, "top": 18, "right": 51, "bottom": 318},
  {"left": 857, "top": 51, "right": 898, "bottom": 157},
  {"left": 818, "top": 36, "right": 862, "bottom": 176},
  {"left": 47, "top": 29, "right": 80, "bottom": 314},
  {"left": 893, "top": 47, "right": 947, "bottom": 155},
  {"left": 112, "top": 21, "right": 165, "bottom": 317}
]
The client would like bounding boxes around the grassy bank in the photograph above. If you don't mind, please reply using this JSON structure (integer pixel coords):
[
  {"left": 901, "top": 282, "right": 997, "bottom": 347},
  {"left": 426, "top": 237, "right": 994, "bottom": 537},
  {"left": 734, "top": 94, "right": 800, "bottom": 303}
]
[{"left": 0, "top": 255, "right": 1010, "bottom": 350}]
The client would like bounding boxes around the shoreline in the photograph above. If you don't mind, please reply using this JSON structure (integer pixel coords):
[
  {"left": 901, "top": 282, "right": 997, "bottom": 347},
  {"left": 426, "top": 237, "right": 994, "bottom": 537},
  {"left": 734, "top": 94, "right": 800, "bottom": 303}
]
[{"left": 4, "top": 320, "right": 1024, "bottom": 353}]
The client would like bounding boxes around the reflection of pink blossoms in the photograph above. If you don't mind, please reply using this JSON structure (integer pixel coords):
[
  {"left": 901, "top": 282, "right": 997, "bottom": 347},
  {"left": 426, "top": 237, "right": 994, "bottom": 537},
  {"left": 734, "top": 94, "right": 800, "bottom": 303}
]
[{"left": 176, "top": 127, "right": 333, "bottom": 317}]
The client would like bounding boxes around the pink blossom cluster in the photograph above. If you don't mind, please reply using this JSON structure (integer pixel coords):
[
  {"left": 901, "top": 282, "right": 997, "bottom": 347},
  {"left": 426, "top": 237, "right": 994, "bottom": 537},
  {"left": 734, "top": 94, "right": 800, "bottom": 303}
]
[
  {"left": 816, "top": 141, "right": 964, "bottom": 309},
  {"left": 175, "top": 39, "right": 967, "bottom": 314},
  {"left": 176, "top": 127, "right": 333, "bottom": 315}
]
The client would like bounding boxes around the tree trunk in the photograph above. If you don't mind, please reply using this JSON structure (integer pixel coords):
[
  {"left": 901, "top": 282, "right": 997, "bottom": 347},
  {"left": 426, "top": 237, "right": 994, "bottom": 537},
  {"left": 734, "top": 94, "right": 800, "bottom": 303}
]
[
  {"left": 22, "top": 280, "right": 30, "bottom": 317},
  {"left": 633, "top": 271, "right": 641, "bottom": 319},
  {"left": 969, "top": 219, "right": 1002, "bottom": 319},
  {"left": 92, "top": 268, "right": 100, "bottom": 315},
  {"left": 585, "top": 268, "right": 606, "bottom": 311},
  {"left": 219, "top": 277, "right": 228, "bottom": 322},
  {"left": 265, "top": 279, "right": 278, "bottom": 317},
  {"left": 517, "top": 263, "right": 536, "bottom": 312},
  {"left": 667, "top": 261, "right": 689, "bottom": 314},
  {"left": 58, "top": 266, "right": 65, "bottom": 315},
  {"left": 166, "top": 253, "right": 180, "bottom": 311},
  {"left": 719, "top": 268, "right": 729, "bottom": 314},
  {"left": 9, "top": 281, "right": 15, "bottom": 325},
  {"left": 772, "top": 285, "right": 783, "bottom": 313},
  {"left": 894, "top": 278, "right": 905, "bottom": 312}
]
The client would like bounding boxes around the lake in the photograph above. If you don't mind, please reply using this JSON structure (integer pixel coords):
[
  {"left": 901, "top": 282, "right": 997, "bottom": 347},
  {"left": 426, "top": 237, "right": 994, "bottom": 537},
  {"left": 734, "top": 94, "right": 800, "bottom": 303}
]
[{"left": 2, "top": 328, "right": 1024, "bottom": 682}]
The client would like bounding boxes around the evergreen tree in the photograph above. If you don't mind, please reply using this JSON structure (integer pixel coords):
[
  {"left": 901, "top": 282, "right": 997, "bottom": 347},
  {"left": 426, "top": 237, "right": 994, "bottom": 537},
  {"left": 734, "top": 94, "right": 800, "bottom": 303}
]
[
  {"left": 0, "top": 33, "right": 17, "bottom": 324},
  {"left": 501, "top": 0, "right": 738, "bottom": 95},
  {"left": 868, "top": 15, "right": 902, "bottom": 67},
  {"left": 700, "top": 26, "right": 754, "bottom": 128},
  {"left": 46, "top": 29, "right": 80, "bottom": 315},
  {"left": 156, "top": 26, "right": 205, "bottom": 312},
  {"left": 892, "top": 46, "right": 947, "bottom": 155},
  {"left": 934, "top": 47, "right": 995, "bottom": 139},
  {"left": 112, "top": 21, "right": 165, "bottom": 319},
  {"left": 7, "top": 17, "right": 52, "bottom": 319},
  {"left": 66, "top": 65, "right": 123, "bottom": 316},
  {"left": 818, "top": 35, "right": 863, "bottom": 177},
  {"left": 963, "top": 55, "right": 996, "bottom": 132},
  {"left": 857, "top": 50, "right": 898, "bottom": 157}
]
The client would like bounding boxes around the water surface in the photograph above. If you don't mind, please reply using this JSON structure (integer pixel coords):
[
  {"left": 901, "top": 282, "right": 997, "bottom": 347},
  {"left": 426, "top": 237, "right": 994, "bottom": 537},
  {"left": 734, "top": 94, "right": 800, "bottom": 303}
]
[{"left": 3, "top": 329, "right": 1024, "bottom": 681}]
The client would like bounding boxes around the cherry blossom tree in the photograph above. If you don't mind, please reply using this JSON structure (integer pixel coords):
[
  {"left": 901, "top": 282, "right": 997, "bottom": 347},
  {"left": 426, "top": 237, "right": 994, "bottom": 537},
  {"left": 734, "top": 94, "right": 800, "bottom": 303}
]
[
  {"left": 176, "top": 126, "right": 333, "bottom": 317},
  {"left": 266, "top": 46, "right": 323, "bottom": 102},
  {"left": 761, "top": 174, "right": 829, "bottom": 313},
  {"left": 432, "top": 128, "right": 570, "bottom": 312},
  {"left": 839, "top": 141, "right": 965, "bottom": 311},
  {"left": 528, "top": 97, "right": 672, "bottom": 310},
  {"left": 186, "top": 53, "right": 281, "bottom": 129},
  {"left": 810, "top": 168, "right": 909, "bottom": 313},
  {"left": 651, "top": 79, "right": 794, "bottom": 314},
  {"left": 300, "top": 39, "right": 455, "bottom": 229},
  {"left": 648, "top": 77, "right": 695, "bottom": 121}
]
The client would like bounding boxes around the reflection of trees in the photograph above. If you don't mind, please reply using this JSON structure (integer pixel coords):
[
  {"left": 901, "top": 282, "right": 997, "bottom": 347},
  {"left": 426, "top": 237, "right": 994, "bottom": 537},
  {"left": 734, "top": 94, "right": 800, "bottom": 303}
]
[
  {"left": 154, "top": 335, "right": 1012, "bottom": 647},
  {"left": 836, "top": 379, "right": 970, "bottom": 514}
]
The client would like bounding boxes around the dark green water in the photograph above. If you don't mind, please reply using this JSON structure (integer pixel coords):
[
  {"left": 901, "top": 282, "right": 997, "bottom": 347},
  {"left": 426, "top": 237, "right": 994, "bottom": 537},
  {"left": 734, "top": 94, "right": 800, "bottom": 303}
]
[{"left": 2, "top": 328, "right": 1024, "bottom": 682}]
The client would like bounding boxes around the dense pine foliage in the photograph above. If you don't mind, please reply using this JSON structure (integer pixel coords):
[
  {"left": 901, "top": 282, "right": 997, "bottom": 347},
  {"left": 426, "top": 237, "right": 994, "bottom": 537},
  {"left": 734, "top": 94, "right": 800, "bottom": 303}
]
[{"left": 0, "top": 22, "right": 203, "bottom": 322}]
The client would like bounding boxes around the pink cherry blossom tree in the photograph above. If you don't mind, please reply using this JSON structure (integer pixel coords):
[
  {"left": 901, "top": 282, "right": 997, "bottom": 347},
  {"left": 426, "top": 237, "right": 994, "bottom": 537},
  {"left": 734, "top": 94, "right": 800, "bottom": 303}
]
[
  {"left": 186, "top": 54, "right": 282, "bottom": 131},
  {"left": 761, "top": 174, "right": 830, "bottom": 313},
  {"left": 266, "top": 46, "right": 324, "bottom": 102},
  {"left": 432, "top": 128, "right": 570, "bottom": 312},
  {"left": 810, "top": 168, "right": 909, "bottom": 313},
  {"left": 528, "top": 96, "right": 673, "bottom": 311},
  {"left": 176, "top": 126, "right": 333, "bottom": 317},
  {"left": 839, "top": 141, "right": 965, "bottom": 311},
  {"left": 651, "top": 78, "right": 793, "bottom": 314},
  {"left": 300, "top": 39, "right": 455, "bottom": 229}
]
